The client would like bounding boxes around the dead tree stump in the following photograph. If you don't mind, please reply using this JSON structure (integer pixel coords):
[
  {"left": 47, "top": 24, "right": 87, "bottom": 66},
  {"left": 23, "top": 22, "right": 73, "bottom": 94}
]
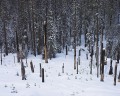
[
  {"left": 78, "top": 56, "right": 80, "bottom": 65},
  {"left": 86, "top": 53, "right": 88, "bottom": 60},
  {"left": 21, "top": 62, "right": 26, "bottom": 80},
  {"left": 77, "top": 61, "right": 78, "bottom": 74},
  {"left": 42, "top": 68, "right": 44, "bottom": 82},
  {"left": 118, "top": 71, "right": 120, "bottom": 82},
  {"left": 79, "top": 49, "right": 81, "bottom": 56},
  {"left": 66, "top": 45, "right": 68, "bottom": 55},
  {"left": 90, "top": 46, "right": 93, "bottom": 74},
  {"left": 100, "top": 48, "right": 105, "bottom": 81},
  {"left": 40, "top": 63, "right": 42, "bottom": 77},
  {"left": 109, "top": 59, "right": 113, "bottom": 75},
  {"left": 30, "top": 61, "right": 34, "bottom": 73},
  {"left": 114, "top": 62, "right": 117, "bottom": 86},
  {"left": 62, "top": 63, "right": 64, "bottom": 73},
  {"left": 117, "top": 51, "right": 119, "bottom": 63}
]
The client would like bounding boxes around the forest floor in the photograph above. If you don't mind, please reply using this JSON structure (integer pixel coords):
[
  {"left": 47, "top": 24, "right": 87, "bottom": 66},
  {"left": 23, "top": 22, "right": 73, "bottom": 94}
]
[{"left": 0, "top": 42, "right": 120, "bottom": 96}]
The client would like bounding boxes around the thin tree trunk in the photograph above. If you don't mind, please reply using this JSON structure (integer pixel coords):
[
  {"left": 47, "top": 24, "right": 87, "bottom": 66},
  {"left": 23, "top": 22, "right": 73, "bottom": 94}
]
[
  {"left": 1, "top": 45, "right": 2, "bottom": 65},
  {"left": 100, "top": 48, "right": 105, "bottom": 81},
  {"left": 28, "top": 0, "right": 33, "bottom": 53},
  {"left": 4, "top": 20, "right": 8, "bottom": 55},
  {"left": 42, "top": 68, "right": 44, "bottom": 82},
  {"left": 74, "top": 0, "right": 77, "bottom": 70},
  {"left": 100, "top": 27, "right": 103, "bottom": 74},
  {"left": 31, "top": 0, "right": 36, "bottom": 56},
  {"left": 63, "top": 36, "right": 65, "bottom": 50},
  {"left": 16, "top": 29, "right": 20, "bottom": 63},
  {"left": 90, "top": 46, "right": 93, "bottom": 74},
  {"left": 114, "top": 62, "right": 117, "bottom": 86},
  {"left": 44, "top": 22, "right": 48, "bottom": 63},
  {"left": 66, "top": 45, "right": 68, "bottom": 55},
  {"left": 40, "top": 63, "right": 42, "bottom": 77},
  {"left": 74, "top": 38, "right": 76, "bottom": 69},
  {"left": 96, "top": 13, "right": 99, "bottom": 77},
  {"left": 44, "top": 3, "right": 48, "bottom": 63},
  {"left": 77, "top": 61, "right": 78, "bottom": 74}
]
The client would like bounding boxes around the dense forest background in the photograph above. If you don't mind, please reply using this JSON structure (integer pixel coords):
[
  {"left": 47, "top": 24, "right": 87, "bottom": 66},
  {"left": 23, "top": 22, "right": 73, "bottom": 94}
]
[{"left": 0, "top": 0, "right": 120, "bottom": 61}]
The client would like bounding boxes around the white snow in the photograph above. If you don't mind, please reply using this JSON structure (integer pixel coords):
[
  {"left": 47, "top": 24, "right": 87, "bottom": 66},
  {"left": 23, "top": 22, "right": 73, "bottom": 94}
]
[{"left": 0, "top": 45, "right": 120, "bottom": 96}]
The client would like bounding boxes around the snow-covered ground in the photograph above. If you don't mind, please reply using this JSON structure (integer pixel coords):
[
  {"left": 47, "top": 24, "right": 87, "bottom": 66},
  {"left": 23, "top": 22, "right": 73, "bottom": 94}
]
[{"left": 0, "top": 36, "right": 120, "bottom": 96}]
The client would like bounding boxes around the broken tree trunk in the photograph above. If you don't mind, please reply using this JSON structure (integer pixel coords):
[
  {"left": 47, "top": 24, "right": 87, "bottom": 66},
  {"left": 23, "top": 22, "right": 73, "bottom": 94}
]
[
  {"left": 44, "top": 21, "right": 48, "bottom": 63},
  {"left": 114, "top": 62, "right": 117, "bottom": 86},
  {"left": 117, "top": 50, "right": 119, "bottom": 63},
  {"left": 100, "top": 48, "right": 105, "bottom": 81},
  {"left": 118, "top": 71, "right": 120, "bottom": 82},
  {"left": 42, "top": 68, "right": 44, "bottom": 82},
  {"left": 4, "top": 20, "right": 8, "bottom": 56},
  {"left": 40, "top": 63, "right": 42, "bottom": 77},
  {"left": 90, "top": 46, "right": 93, "bottom": 74},
  {"left": 30, "top": 61, "right": 34, "bottom": 73},
  {"left": 21, "top": 62, "right": 26, "bottom": 80},
  {"left": 100, "top": 43, "right": 103, "bottom": 75},
  {"left": 109, "top": 58, "right": 113, "bottom": 75},
  {"left": 66, "top": 45, "right": 68, "bottom": 55},
  {"left": 62, "top": 63, "right": 64, "bottom": 73},
  {"left": 77, "top": 61, "right": 78, "bottom": 74}
]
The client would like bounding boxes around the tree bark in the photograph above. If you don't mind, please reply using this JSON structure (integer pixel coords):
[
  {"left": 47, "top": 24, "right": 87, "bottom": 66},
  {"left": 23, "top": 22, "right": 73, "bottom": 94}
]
[
  {"left": 31, "top": 0, "right": 36, "bottom": 56},
  {"left": 42, "top": 68, "right": 44, "bottom": 82},
  {"left": 114, "top": 62, "right": 117, "bottom": 86},
  {"left": 4, "top": 20, "right": 8, "bottom": 55}
]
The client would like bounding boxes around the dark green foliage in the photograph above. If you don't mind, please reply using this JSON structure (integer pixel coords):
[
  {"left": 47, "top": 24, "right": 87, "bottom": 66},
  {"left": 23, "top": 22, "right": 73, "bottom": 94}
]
[{"left": 0, "top": 0, "right": 119, "bottom": 59}]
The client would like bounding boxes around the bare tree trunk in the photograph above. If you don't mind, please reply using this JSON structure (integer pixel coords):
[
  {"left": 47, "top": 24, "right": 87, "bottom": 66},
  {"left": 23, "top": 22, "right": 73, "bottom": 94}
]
[
  {"left": 100, "top": 49, "right": 105, "bottom": 81},
  {"left": 30, "top": 61, "right": 34, "bottom": 73},
  {"left": 4, "top": 20, "right": 8, "bottom": 55},
  {"left": 40, "top": 63, "right": 42, "bottom": 77},
  {"left": 90, "top": 46, "right": 93, "bottom": 74},
  {"left": 21, "top": 62, "right": 26, "bottom": 80},
  {"left": 15, "top": 29, "right": 20, "bottom": 63},
  {"left": 77, "top": 61, "right": 78, "bottom": 74},
  {"left": 109, "top": 58, "right": 113, "bottom": 75},
  {"left": 1, "top": 45, "right": 2, "bottom": 65},
  {"left": 100, "top": 42, "right": 103, "bottom": 74},
  {"left": 63, "top": 36, "right": 65, "bottom": 50},
  {"left": 97, "top": 46, "right": 99, "bottom": 77},
  {"left": 96, "top": 13, "right": 99, "bottom": 77},
  {"left": 66, "top": 45, "right": 68, "bottom": 55},
  {"left": 43, "top": 1, "right": 48, "bottom": 63},
  {"left": 42, "top": 68, "right": 44, "bottom": 82},
  {"left": 74, "top": 0, "right": 77, "bottom": 70},
  {"left": 37, "top": 21, "right": 42, "bottom": 55},
  {"left": 62, "top": 63, "right": 64, "bottom": 73},
  {"left": 117, "top": 50, "right": 119, "bottom": 63},
  {"left": 114, "top": 62, "right": 117, "bottom": 86},
  {"left": 31, "top": 0, "right": 36, "bottom": 56},
  {"left": 78, "top": 56, "right": 80, "bottom": 65},
  {"left": 100, "top": 27, "right": 103, "bottom": 74},
  {"left": 44, "top": 20, "right": 48, "bottom": 63},
  {"left": 28, "top": 0, "right": 33, "bottom": 53},
  {"left": 84, "top": 29, "right": 87, "bottom": 47},
  {"left": 74, "top": 36, "right": 76, "bottom": 69}
]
